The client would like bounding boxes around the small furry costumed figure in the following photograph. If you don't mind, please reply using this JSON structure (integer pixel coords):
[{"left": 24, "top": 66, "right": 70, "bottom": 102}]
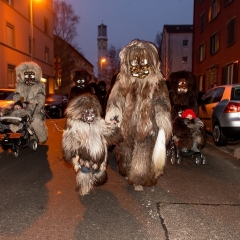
[
  {"left": 62, "top": 93, "right": 122, "bottom": 196},
  {"left": 168, "top": 71, "right": 205, "bottom": 152},
  {"left": 105, "top": 39, "right": 172, "bottom": 191},
  {"left": 13, "top": 61, "right": 48, "bottom": 143}
]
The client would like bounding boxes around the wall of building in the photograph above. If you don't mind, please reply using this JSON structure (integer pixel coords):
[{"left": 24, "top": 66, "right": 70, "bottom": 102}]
[
  {"left": 193, "top": 0, "right": 240, "bottom": 91},
  {"left": 0, "top": 0, "right": 54, "bottom": 92}
]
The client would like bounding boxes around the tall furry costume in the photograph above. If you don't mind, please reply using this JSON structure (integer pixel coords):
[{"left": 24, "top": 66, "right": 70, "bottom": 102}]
[
  {"left": 12, "top": 61, "right": 48, "bottom": 143},
  {"left": 68, "top": 70, "right": 92, "bottom": 101},
  {"left": 168, "top": 71, "right": 205, "bottom": 152},
  {"left": 105, "top": 39, "right": 172, "bottom": 191},
  {"left": 62, "top": 93, "right": 122, "bottom": 196}
]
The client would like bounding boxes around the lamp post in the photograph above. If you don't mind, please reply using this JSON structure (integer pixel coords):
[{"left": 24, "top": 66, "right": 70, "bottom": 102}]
[
  {"left": 100, "top": 58, "right": 106, "bottom": 81},
  {"left": 30, "top": 0, "right": 41, "bottom": 61},
  {"left": 30, "top": 0, "right": 33, "bottom": 60}
]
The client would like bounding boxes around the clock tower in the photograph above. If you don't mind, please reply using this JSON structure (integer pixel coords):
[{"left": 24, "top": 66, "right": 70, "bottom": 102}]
[{"left": 97, "top": 23, "right": 108, "bottom": 81}]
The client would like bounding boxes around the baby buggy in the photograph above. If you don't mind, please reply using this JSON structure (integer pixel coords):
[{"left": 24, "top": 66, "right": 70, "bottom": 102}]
[
  {"left": 167, "top": 134, "right": 206, "bottom": 165},
  {"left": 0, "top": 104, "right": 38, "bottom": 157},
  {"left": 167, "top": 112, "right": 207, "bottom": 165}
]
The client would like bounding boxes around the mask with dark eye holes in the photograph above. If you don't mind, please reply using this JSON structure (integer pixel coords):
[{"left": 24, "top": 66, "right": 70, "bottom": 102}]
[
  {"left": 177, "top": 78, "right": 188, "bottom": 94},
  {"left": 130, "top": 57, "right": 150, "bottom": 79},
  {"left": 24, "top": 71, "right": 36, "bottom": 86},
  {"left": 81, "top": 108, "right": 96, "bottom": 123},
  {"left": 76, "top": 78, "right": 87, "bottom": 89}
]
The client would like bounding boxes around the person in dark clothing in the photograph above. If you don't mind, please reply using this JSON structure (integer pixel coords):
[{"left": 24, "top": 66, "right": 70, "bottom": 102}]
[{"left": 68, "top": 70, "right": 92, "bottom": 101}]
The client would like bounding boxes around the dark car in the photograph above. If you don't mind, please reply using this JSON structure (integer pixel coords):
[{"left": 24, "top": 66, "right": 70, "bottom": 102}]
[
  {"left": 198, "top": 84, "right": 240, "bottom": 146},
  {"left": 44, "top": 94, "right": 68, "bottom": 118}
]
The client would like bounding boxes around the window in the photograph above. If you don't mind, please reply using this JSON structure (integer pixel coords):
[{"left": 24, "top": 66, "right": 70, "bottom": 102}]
[
  {"left": 44, "top": 17, "right": 49, "bottom": 34},
  {"left": 182, "top": 57, "right": 188, "bottom": 63},
  {"left": 210, "top": 32, "right": 219, "bottom": 55},
  {"left": 224, "top": 0, "right": 234, "bottom": 6},
  {"left": 208, "top": 0, "right": 220, "bottom": 22},
  {"left": 7, "top": 64, "right": 16, "bottom": 88},
  {"left": 45, "top": 47, "right": 49, "bottom": 63},
  {"left": 199, "top": 43, "right": 205, "bottom": 62},
  {"left": 222, "top": 62, "right": 238, "bottom": 84},
  {"left": 6, "top": 22, "right": 15, "bottom": 47},
  {"left": 227, "top": 18, "right": 236, "bottom": 46},
  {"left": 183, "top": 40, "right": 188, "bottom": 46},
  {"left": 5, "top": 0, "right": 14, "bottom": 6},
  {"left": 197, "top": 74, "right": 205, "bottom": 91},
  {"left": 200, "top": 12, "right": 205, "bottom": 32}
]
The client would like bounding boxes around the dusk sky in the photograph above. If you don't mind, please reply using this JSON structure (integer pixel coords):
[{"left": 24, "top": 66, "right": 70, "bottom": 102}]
[{"left": 67, "top": 0, "right": 194, "bottom": 77}]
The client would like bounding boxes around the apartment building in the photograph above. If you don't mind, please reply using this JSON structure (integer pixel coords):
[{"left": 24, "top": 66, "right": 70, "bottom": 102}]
[
  {"left": 193, "top": 0, "right": 240, "bottom": 91},
  {"left": 160, "top": 24, "right": 193, "bottom": 79},
  {"left": 0, "top": 0, "right": 54, "bottom": 93}
]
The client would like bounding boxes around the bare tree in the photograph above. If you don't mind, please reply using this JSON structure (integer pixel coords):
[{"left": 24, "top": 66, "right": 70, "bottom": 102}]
[
  {"left": 106, "top": 45, "right": 121, "bottom": 81},
  {"left": 53, "top": 0, "right": 80, "bottom": 46}
]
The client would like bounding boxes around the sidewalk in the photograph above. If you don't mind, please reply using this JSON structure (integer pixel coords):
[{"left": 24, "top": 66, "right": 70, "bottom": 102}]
[{"left": 206, "top": 133, "right": 240, "bottom": 160}]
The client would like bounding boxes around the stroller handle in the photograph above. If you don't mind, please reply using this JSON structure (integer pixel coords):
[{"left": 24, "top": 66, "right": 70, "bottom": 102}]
[{"left": 0, "top": 116, "right": 22, "bottom": 121}]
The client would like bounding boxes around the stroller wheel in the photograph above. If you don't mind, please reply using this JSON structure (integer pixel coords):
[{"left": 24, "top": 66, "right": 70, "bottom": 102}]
[
  {"left": 201, "top": 155, "right": 206, "bottom": 165},
  {"left": 13, "top": 149, "right": 19, "bottom": 158},
  {"left": 195, "top": 154, "right": 201, "bottom": 165},
  {"left": 29, "top": 139, "right": 38, "bottom": 151}
]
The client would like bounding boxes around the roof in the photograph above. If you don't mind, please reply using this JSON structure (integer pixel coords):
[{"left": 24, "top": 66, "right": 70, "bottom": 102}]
[{"left": 164, "top": 25, "right": 193, "bottom": 33}]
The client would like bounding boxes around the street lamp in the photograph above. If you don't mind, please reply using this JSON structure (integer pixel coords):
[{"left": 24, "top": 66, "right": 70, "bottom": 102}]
[{"left": 100, "top": 58, "right": 106, "bottom": 81}]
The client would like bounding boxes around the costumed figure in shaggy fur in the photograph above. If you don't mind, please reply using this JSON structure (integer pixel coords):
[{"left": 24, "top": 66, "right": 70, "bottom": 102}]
[
  {"left": 62, "top": 93, "right": 122, "bottom": 196},
  {"left": 168, "top": 71, "right": 205, "bottom": 154},
  {"left": 105, "top": 39, "right": 172, "bottom": 191},
  {"left": 68, "top": 70, "right": 92, "bottom": 101},
  {"left": 1, "top": 61, "right": 48, "bottom": 143}
]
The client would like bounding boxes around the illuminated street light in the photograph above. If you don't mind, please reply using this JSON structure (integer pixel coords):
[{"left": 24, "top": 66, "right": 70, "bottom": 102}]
[{"left": 100, "top": 58, "right": 106, "bottom": 81}]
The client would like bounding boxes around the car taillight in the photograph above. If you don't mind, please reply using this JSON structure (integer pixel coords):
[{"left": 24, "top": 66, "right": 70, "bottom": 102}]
[{"left": 223, "top": 102, "right": 240, "bottom": 113}]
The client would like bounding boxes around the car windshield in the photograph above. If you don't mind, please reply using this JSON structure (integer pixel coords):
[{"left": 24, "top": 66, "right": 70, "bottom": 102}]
[{"left": 5, "top": 92, "right": 14, "bottom": 100}]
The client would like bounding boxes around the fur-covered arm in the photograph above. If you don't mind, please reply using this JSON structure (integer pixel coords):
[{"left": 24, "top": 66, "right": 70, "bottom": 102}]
[
  {"left": 102, "top": 120, "right": 123, "bottom": 145},
  {"left": 105, "top": 80, "right": 125, "bottom": 126}
]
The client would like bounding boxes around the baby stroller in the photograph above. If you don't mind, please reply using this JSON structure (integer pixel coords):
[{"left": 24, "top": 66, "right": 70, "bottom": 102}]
[
  {"left": 167, "top": 113, "right": 206, "bottom": 165},
  {"left": 0, "top": 104, "right": 38, "bottom": 157},
  {"left": 167, "top": 134, "right": 206, "bottom": 165}
]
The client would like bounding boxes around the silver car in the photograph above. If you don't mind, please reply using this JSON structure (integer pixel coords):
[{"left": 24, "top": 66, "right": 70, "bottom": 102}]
[{"left": 198, "top": 84, "right": 240, "bottom": 146}]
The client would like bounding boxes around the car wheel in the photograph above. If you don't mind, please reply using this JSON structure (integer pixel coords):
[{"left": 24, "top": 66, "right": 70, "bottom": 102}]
[
  {"left": 58, "top": 108, "right": 63, "bottom": 118},
  {"left": 213, "top": 123, "right": 228, "bottom": 146}
]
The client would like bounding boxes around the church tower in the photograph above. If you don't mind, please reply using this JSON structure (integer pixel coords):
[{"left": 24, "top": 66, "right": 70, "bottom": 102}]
[{"left": 97, "top": 23, "right": 108, "bottom": 82}]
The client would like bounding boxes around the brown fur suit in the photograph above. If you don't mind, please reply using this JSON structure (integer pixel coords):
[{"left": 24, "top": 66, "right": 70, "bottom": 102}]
[
  {"left": 62, "top": 93, "right": 122, "bottom": 196},
  {"left": 13, "top": 61, "right": 48, "bottom": 143},
  {"left": 105, "top": 39, "right": 172, "bottom": 190},
  {"left": 168, "top": 71, "right": 205, "bottom": 152}
]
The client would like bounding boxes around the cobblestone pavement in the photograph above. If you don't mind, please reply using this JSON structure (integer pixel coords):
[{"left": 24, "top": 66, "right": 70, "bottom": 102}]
[{"left": 206, "top": 133, "right": 240, "bottom": 159}]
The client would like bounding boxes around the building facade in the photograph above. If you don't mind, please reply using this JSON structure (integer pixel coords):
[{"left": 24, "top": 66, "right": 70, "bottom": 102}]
[
  {"left": 160, "top": 24, "right": 193, "bottom": 79},
  {"left": 0, "top": 0, "right": 54, "bottom": 93},
  {"left": 54, "top": 36, "right": 94, "bottom": 95},
  {"left": 193, "top": 0, "right": 239, "bottom": 91}
]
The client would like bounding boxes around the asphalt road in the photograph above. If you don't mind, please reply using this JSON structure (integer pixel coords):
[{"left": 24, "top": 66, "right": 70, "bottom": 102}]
[{"left": 0, "top": 118, "right": 240, "bottom": 240}]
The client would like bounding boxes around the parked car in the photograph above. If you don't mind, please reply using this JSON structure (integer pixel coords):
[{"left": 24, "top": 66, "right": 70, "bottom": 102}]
[
  {"left": 198, "top": 84, "right": 240, "bottom": 146},
  {"left": 0, "top": 89, "right": 15, "bottom": 110},
  {"left": 44, "top": 94, "right": 68, "bottom": 118}
]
